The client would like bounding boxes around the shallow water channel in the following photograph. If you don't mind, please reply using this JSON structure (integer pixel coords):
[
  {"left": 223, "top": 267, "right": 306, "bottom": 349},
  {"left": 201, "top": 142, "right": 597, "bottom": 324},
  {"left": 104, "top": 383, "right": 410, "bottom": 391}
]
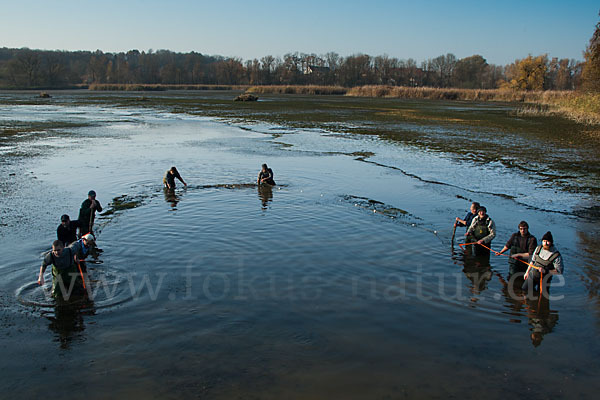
[{"left": 1, "top": 91, "right": 599, "bottom": 398}]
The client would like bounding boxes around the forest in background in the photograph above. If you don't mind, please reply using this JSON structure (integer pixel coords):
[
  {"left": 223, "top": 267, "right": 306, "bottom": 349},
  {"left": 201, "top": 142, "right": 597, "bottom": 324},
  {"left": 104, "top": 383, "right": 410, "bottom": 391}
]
[
  {"left": 0, "top": 47, "right": 582, "bottom": 91},
  {"left": 1, "top": 14, "right": 599, "bottom": 126}
]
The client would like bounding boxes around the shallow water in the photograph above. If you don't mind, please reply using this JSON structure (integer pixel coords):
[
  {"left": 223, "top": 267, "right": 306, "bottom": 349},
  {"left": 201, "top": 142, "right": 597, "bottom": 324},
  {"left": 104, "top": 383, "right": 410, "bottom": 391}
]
[{"left": 1, "top": 91, "right": 599, "bottom": 398}]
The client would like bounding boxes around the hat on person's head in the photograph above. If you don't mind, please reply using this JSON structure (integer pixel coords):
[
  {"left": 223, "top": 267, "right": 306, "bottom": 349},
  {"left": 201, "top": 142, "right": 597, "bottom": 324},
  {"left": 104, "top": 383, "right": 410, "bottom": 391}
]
[
  {"left": 60, "top": 214, "right": 70, "bottom": 222},
  {"left": 82, "top": 233, "right": 95, "bottom": 242},
  {"left": 477, "top": 206, "right": 487, "bottom": 213},
  {"left": 88, "top": 190, "right": 96, "bottom": 197},
  {"left": 541, "top": 231, "right": 553, "bottom": 243}
]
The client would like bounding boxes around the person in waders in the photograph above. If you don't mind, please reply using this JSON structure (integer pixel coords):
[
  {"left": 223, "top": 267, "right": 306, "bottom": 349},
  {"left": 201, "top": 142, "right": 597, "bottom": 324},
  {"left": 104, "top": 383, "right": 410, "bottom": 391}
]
[
  {"left": 522, "top": 231, "right": 564, "bottom": 297},
  {"left": 496, "top": 221, "right": 537, "bottom": 276},
  {"left": 38, "top": 240, "right": 84, "bottom": 300},
  {"left": 70, "top": 233, "right": 96, "bottom": 272},
  {"left": 57, "top": 214, "right": 80, "bottom": 246},
  {"left": 454, "top": 201, "right": 480, "bottom": 230},
  {"left": 465, "top": 206, "right": 496, "bottom": 257},
  {"left": 78, "top": 190, "right": 102, "bottom": 236},
  {"left": 257, "top": 163, "right": 276, "bottom": 186},
  {"left": 163, "top": 167, "right": 187, "bottom": 190}
]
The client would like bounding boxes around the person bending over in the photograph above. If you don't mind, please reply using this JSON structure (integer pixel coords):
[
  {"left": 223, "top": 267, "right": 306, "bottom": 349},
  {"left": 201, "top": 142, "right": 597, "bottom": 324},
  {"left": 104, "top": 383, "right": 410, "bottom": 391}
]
[
  {"left": 257, "top": 163, "right": 276, "bottom": 186},
  {"left": 163, "top": 167, "right": 187, "bottom": 190}
]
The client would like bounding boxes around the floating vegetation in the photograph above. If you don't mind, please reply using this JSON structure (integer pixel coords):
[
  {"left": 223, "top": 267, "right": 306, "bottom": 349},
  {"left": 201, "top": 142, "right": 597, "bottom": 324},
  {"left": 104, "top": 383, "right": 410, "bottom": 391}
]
[
  {"left": 340, "top": 195, "right": 449, "bottom": 243},
  {"left": 0, "top": 121, "right": 92, "bottom": 139},
  {"left": 348, "top": 151, "right": 375, "bottom": 158},
  {"left": 341, "top": 195, "right": 413, "bottom": 219},
  {"left": 187, "top": 183, "right": 287, "bottom": 190},
  {"left": 101, "top": 194, "right": 146, "bottom": 217}
]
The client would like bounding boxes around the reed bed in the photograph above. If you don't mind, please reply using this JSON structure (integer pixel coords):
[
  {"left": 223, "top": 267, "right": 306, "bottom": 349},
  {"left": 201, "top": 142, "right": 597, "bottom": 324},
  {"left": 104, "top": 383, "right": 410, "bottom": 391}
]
[
  {"left": 246, "top": 85, "right": 347, "bottom": 95},
  {"left": 534, "top": 92, "right": 600, "bottom": 125},
  {"left": 345, "top": 85, "right": 574, "bottom": 102}
]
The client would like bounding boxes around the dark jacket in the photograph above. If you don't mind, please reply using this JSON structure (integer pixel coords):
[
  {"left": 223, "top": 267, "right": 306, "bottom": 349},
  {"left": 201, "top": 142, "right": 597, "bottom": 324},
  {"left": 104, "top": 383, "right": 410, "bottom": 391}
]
[
  {"left": 78, "top": 199, "right": 102, "bottom": 233},
  {"left": 57, "top": 220, "right": 81, "bottom": 246}
]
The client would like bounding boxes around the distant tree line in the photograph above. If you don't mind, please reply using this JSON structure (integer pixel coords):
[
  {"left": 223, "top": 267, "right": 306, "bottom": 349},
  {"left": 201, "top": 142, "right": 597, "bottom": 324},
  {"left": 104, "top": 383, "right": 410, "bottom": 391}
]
[
  {"left": 0, "top": 47, "right": 585, "bottom": 90},
  {"left": 581, "top": 13, "right": 600, "bottom": 93}
]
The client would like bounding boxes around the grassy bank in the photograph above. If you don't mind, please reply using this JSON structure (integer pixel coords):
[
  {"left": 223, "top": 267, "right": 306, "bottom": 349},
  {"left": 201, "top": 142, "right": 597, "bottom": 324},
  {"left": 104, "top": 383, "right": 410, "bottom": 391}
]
[{"left": 537, "top": 92, "right": 600, "bottom": 125}]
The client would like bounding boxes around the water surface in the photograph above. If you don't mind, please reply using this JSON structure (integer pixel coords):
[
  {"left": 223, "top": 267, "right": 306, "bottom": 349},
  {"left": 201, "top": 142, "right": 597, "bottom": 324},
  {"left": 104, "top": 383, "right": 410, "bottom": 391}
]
[{"left": 1, "top": 91, "right": 599, "bottom": 399}]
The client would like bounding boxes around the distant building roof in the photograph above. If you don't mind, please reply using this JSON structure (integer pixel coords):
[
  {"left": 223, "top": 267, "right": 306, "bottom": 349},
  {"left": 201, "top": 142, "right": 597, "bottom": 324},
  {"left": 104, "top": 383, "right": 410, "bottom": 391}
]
[{"left": 305, "top": 65, "right": 330, "bottom": 74}]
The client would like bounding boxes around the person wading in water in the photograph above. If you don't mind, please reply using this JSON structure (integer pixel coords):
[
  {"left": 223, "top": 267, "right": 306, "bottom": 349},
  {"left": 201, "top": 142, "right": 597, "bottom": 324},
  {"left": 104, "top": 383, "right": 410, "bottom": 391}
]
[
  {"left": 496, "top": 221, "right": 537, "bottom": 276},
  {"left": 522, "top": 231, "right": 564, "bottom": 297},
  {"left": 38, "top": 240, "right": 84, "bottom": 299},
  {"left": 465, "top": 206, "right": 496, "bottom": 257},
  {"left": 455, "top": 202, "right": 480, "bottom": 230},
  {"left": 163, "top": 167, "right": 187, "bottom": 190},
  {"left": 257, "top": 163, "right": 276, "bottom": 186},
  {"left": 57, "top": 214, "right": 80, "bottom": 246},
  {"left": 78, "top": 190, "right": 102, "bottom": 236}
]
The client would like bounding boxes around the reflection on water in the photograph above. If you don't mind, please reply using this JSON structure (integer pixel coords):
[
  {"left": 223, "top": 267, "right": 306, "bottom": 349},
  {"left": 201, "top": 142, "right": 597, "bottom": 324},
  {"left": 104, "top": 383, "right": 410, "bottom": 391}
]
[
  {"left": 526, "top": 295, "right": 559, "bottom": 347},
  {"left": 577, "top": 229, "right": 600, "bottom": 301},
  {"left": 163, "top": 187, "right": 181, "bottom": 209},
  {"left": 494, "top": 270, "right": 560, "bottom": 347},
  {"left": 45, "top": 299, "right": 95, "bottom": 350},
  {"left": 257, "top": 184, "right": 273, "bottom": 210},
  {"left": 462, "top": 253, "right": 493, "bottom": 295}
]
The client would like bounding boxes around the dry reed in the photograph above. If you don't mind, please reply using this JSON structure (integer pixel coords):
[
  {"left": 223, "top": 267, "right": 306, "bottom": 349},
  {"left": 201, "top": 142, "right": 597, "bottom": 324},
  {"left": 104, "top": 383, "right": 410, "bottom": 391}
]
[
  {"left": 344, "top": 85, "right": 574, "bottom": 102},
  {"left": 246, "top": 85, "right": 347, "bottom": 95}
]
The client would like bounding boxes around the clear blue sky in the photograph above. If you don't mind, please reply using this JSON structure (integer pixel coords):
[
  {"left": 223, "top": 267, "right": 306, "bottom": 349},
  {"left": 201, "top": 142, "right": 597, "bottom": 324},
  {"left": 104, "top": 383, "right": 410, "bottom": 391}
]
[{"left": 0, "top": 0, "right": 597, "bottom": 65}]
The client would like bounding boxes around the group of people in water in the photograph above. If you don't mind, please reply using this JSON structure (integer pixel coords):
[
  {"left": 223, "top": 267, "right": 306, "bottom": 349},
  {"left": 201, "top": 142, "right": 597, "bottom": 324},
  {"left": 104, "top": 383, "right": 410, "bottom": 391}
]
[
  {"left": 38, "top": 166, "right": 562, "bottom": 302},
  {"left": 37, "top": 190, "right": 102, "bottom": 298},
  {"left": 38, "top": 164, "right": 278, "bottom": 299},
  {"left": 454, "top": 201, "right": 564, "bottom": 295},
  {"left": 162, "top": 164, "right": 276, "bottom": 190}
]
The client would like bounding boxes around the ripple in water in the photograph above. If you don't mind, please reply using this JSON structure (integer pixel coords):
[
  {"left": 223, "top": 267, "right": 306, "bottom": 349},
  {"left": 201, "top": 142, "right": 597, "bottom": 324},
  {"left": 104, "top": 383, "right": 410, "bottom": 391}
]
[{"left": 15, "top": 267, "right": 135, "bottom": 312}]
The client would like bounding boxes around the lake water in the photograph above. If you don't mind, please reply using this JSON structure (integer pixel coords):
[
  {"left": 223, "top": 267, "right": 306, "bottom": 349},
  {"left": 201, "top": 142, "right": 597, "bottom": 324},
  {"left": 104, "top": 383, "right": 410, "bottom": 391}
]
[{"left": 1, "top": 91, "right": 599, "bottom": 399}]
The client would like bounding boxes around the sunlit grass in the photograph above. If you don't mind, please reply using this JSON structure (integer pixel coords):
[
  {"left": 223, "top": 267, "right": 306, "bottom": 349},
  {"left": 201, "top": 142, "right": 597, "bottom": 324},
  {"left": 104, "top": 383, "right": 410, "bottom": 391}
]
[{"left": 516, "top": 92, "right": 600, "bottom": 125}]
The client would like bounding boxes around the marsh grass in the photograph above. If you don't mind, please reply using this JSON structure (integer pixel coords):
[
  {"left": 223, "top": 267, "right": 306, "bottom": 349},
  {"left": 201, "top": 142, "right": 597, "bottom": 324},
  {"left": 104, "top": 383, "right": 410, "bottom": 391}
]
[
  {"left": 246, "top": 85, "right": 347, "bottom": 95},
  {"left": 514, "top": 92, "right": 600, "bottom": 125},
  {"left": 86, "top": 83, "right": 600, "bottom": 126},
  {"left": 345, "top": 86, "right": 600, "bottom": 126},
  {"left": 345, "top": 85, "right": 571, "bottom": 102},
  {"left": 545, "top": 92, "right": 600, "bottom": 125}
]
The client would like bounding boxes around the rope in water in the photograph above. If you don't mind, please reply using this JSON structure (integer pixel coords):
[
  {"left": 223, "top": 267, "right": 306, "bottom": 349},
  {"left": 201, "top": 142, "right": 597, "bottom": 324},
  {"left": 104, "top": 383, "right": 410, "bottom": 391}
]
[{"left": 459, "top": 242, "right": 543, "bottom": 295}]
